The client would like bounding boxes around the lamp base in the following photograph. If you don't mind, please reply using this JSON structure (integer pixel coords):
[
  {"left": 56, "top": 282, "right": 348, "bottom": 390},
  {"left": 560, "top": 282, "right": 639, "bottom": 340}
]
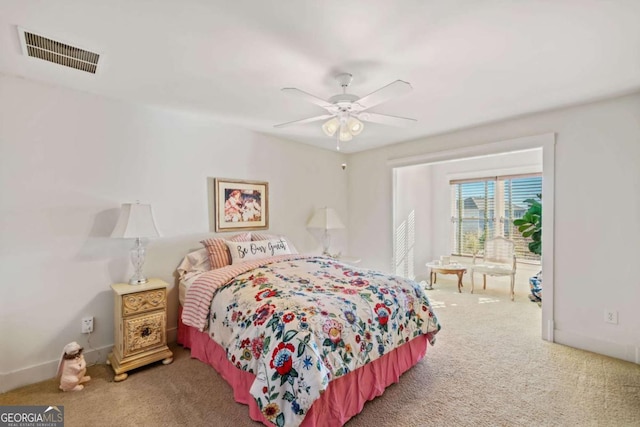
[
  {"left": 322, "top": 231, "right": 331, "bottom": 257},
  {"left": 128, "top": 277, "right": 149, "bottom": 286},
  {"left": 129, "top": 238, "right": 148, "bottom": 286}
]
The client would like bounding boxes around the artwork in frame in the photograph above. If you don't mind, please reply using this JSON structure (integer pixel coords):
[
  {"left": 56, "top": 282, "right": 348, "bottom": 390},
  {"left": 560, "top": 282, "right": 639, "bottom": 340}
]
[{"left": 213, "top": 178, "right": 269, "bottom": 232}]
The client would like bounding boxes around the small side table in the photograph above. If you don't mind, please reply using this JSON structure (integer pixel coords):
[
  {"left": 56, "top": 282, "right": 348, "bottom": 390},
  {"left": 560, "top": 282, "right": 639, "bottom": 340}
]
[
  {"left": 425, "top": 262, "right": 467, "bottom": 293},
  {"left": 107, "top": 278, "right": 173, "bottom": 381}
]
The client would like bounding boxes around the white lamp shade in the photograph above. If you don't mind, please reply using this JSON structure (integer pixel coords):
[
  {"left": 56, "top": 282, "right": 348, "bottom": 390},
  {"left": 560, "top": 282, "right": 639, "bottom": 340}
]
[
  {"left": 111, "top": 203, "right": 161, "bottom": 238},
  {"left": 307, "top": 207, "right": 345, "bottom": 230}
]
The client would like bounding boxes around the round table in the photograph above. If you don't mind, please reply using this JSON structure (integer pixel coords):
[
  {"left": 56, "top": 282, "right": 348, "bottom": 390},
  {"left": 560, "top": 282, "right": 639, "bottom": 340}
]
[{"left": 425, "top": 262, "right": 467, "bottom": 293}]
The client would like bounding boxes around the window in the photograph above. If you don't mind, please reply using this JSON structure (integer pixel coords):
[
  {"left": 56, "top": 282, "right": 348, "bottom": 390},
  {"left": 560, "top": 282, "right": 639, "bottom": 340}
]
[
  {"left": 451, "top": 174, "right": 542, "bottom": 262},
  {"left": 451, "top": 180, "right": 496, "bottom": 257}
]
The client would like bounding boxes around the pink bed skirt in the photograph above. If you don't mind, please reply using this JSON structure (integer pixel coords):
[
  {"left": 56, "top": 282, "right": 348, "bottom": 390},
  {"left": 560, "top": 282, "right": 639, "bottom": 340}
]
[{"left": 177, "top": 307, "right": 429, "bottom": 427}]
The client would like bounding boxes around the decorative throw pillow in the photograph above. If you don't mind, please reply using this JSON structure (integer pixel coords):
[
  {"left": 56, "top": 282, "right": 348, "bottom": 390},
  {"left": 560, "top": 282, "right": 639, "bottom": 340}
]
[
  {"left": 251, "top": 233, "right": 277, "bottom": 241},
  {"left": 176, "top": 248, "right": 211, "bottom": 278},
  {"left": 201, "top": 233, "right": 252, "bottom": 269},
  {"left": 252, "top": 233, "right": 298, "bottom": 254},
  {"left": 226, "top": 238, "right": 292, "bottom": 264},
  {"left": 231, "top": 232, "right": 252, "bottom": 241}
]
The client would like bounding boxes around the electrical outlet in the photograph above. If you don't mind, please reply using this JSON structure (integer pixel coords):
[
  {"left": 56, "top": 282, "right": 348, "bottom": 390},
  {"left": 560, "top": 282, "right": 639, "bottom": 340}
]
[
  {"left": 81, "top": 316, "right": 94, "bottom": 333},
  {"left": 604, "top": 309, "right": 618, "bottom": 325}
]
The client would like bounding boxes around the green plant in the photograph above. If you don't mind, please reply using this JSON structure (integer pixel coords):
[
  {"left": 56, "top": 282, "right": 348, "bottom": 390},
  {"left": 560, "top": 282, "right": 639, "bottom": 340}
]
[
  {"left": 462, "top": 231, "right": 481, "bottom": 255},
  {"left": 513, "top": 194, "right": 541, "bottom": 256}
]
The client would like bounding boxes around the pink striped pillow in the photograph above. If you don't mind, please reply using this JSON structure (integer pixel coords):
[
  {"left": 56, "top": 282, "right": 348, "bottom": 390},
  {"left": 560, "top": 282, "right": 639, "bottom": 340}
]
[
  {"left": 251, "top": 233, "right": 277, "bottom": 241},
  {"left": 201, "top": 233, "right": 251, "bottom": 269}
]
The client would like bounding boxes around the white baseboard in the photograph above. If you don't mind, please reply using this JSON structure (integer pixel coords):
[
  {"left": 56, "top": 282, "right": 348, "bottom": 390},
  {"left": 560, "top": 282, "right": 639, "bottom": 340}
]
[
  {"left": 1, "top": 327, "right": 178, "bottom": 394},
  {"left": 0, "top": 344, "right": 113, "bottom": 394},
  {"left": 554, "top": 329, "right": 640, "bottom": 365}
]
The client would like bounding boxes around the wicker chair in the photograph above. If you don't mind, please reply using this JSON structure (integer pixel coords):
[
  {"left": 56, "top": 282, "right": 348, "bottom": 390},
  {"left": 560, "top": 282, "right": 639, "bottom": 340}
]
[{"left": 471, "top": 236, "right": 517, "bottom": 301}]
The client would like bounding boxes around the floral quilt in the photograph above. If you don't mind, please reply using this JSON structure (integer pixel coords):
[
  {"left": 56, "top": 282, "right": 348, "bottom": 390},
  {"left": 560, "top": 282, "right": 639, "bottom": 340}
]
[{"left": 197, "top": 256, "right": 441, "bottom": 427}]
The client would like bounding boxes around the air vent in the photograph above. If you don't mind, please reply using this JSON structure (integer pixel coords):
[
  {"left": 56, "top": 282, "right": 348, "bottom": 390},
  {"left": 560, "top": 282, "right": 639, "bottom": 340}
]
[{"left": 18, "top": 28, "right": 99, "bottom": 74}]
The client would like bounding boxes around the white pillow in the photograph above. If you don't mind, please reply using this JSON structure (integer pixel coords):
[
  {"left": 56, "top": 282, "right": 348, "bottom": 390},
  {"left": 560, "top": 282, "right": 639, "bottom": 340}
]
[
  {"left": 226, "top": 238, "right": 293, "bottom": 264},
  {"left": 252, "top": 233, "right": 299, "bottom": 254},
  {"left": 176, "top": 248, "right": 211, "bottom": 278}
]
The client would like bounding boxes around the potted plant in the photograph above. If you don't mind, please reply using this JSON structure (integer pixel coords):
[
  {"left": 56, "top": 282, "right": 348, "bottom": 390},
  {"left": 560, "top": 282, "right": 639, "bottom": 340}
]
[{"left": 513, "top": 194, "right": 542, "bottom": 302}]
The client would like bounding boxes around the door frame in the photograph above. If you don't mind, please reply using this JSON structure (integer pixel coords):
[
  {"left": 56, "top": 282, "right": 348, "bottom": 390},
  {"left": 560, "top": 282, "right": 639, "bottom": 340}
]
[{"left": 388, "top": 132, "right": 555, "bottom": 342}]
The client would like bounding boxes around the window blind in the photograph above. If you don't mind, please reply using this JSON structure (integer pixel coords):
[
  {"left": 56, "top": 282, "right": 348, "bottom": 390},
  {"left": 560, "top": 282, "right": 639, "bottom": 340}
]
[
  {"left": 503, "top": 176, "right": 542, "bottom": 261},
  {"left": 451, "top": 180, "right": 495, "bottom": 256},
  {"left": 451, "top": 173, "right": 541, "bottom": 262}
]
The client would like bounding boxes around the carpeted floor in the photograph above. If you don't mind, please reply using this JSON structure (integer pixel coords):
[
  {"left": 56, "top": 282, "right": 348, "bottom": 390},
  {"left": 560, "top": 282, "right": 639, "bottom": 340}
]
[{"left": 2, "top": 279, "right": 639, "bottom": 426}]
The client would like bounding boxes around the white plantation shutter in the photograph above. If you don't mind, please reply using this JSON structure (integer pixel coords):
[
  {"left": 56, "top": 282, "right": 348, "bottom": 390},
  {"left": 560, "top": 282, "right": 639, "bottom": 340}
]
[
  {"left": 451, "top": 179, "right": 495, "bottom": 256},
  {"left": 502, "top": 175, "right": 542, "bottom": 262},
  {"left": 395, "top": 210, "right": 416, "bottom": 279},
  {"left": 451, "top": 173, "right": 541, "bottom": 262}
]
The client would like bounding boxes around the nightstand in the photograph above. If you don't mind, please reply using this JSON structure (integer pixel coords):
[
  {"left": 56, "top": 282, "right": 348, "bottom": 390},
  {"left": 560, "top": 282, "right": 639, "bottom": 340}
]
[{"left": 107, "top": 278, "right": 173, "bottom": 382}]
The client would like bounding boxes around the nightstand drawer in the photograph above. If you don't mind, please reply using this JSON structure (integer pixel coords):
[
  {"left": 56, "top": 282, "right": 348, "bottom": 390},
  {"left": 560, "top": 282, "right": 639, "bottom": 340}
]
[
  {"left": 123, "top": 311, "right": 167, "bottom": 357},
  {"left": 122, "top": 289, "right": 166, "bottom": 316}
]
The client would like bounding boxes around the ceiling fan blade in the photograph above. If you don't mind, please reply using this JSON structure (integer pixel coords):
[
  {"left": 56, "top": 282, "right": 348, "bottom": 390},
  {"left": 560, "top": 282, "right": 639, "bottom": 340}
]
[
  {"left": 281, "top": 88, "right": 333, "bottom": 109},
  {"left": 274, "top": 114, "right": 334, "bottom": 128},
  {"left": 359, "top": 112, "right": 417, "bottom": 127},
  {"left": 355, "top": 80, "right": 412, "bottom": 110}
]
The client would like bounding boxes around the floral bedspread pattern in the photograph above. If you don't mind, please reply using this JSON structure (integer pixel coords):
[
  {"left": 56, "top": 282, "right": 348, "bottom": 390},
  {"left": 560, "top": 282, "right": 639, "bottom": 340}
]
[
  {"left": 182, "top": 254, "right": 308, "bottom": 331},
  {"left": 199, "top": 256, "right": 441, "bottom": 427}
]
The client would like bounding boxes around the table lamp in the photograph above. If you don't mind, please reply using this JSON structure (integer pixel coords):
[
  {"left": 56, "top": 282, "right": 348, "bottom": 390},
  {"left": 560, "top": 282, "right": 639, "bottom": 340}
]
[
  {"left": 307, "top": 207, "right": 345, "bottom": 256},
  {"left": 111, "top": 202, "right": 160, "bottom": 285}
]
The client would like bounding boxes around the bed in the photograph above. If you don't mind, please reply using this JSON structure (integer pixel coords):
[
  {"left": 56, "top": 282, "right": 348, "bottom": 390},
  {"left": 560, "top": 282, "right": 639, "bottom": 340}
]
[{"left": 177, "top": 234, "right": 441, "bottom": 427}]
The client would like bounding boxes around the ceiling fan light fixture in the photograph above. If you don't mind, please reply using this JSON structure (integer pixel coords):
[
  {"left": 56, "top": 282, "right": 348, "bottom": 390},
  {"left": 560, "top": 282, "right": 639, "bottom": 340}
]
[
  {"left": 276, "top": 74, "right": 415, "bottom": 151},
  {"left": 339, "top": 129, "right": 353, "bottom": 142},
  {"left": 347, "top": 117, "right": 364, "bottom": 136},
  {"left": 322, "top": 117, "right": 340, "bottom": 137}
]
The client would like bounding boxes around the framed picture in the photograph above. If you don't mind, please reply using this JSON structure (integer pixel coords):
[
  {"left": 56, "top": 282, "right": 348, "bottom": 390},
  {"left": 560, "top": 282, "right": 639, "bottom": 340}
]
[{"left": 212, "top": 178, "right": 269, "bottom": 232}]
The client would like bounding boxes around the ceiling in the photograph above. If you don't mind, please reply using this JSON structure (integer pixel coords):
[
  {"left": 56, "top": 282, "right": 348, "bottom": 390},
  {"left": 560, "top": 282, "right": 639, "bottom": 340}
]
[{"left": 1, "top": 1, "right": 639, "bottom": 153}]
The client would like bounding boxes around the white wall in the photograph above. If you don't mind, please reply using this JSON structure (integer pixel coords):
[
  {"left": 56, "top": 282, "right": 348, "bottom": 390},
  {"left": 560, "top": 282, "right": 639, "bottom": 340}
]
[
  {"left": 394, "top": 150, "right": 542, "bottom": 281},
  {"left": 349, "top": 92, "right": 640, "bottom": 364},
  {"left": 0, "top": 74, "right": 348, "bottom": 391}
]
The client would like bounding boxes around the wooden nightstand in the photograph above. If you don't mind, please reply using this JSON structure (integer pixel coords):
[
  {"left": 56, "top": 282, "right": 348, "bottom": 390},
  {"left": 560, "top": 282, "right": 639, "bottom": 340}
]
[{"left": 107, "top": 278, "right": 173, "bottom": 381}]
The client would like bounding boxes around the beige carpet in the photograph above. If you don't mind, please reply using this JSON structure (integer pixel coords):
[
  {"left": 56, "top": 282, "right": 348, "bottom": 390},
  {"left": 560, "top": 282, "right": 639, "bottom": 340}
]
[{"left": 2, "top": 279, "right": 639, "bottom": 426}]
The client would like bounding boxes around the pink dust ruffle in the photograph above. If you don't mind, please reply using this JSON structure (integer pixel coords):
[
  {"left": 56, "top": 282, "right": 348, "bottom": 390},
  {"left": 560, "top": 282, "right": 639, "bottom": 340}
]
[{"left": 177, "top": 307, "right": 429, "bottom": 427}]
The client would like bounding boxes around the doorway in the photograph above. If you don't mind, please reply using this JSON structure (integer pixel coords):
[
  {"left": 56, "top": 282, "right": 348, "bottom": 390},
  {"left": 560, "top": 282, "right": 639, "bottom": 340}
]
[{"left": 390, "top": 133, "right": 555, "bottom": 341}]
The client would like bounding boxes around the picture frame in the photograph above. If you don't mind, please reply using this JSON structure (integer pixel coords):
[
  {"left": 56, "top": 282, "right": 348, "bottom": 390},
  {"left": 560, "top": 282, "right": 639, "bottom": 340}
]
[{"left": 211, "top": 178, "right": 269, "bottom": 232}]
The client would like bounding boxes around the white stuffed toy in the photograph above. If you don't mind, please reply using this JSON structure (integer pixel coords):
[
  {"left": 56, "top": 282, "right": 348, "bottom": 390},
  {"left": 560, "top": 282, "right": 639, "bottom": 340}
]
[{"left": 58, "top": 342, "right": 91, "bottom": 391}]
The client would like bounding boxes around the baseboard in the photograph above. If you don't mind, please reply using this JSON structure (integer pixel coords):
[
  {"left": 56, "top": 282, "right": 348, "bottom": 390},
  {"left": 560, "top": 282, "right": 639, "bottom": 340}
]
[
  {"left": 167, "top": 326, "right": 177, "bottom": 344},
  {"left": 0, "top": 343, "right": 113, "bottom": 394},
  {"left": 554, "top": 329, "right": 640, "bottom": 365},
  {"left": 1, "top": 325, "right": 180, "bottom": 394}
]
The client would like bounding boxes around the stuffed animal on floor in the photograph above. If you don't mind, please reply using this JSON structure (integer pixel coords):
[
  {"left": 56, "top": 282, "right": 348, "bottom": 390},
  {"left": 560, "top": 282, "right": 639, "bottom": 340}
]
[{"left": 57, "top": 342, "right": 91, "bottom": 391}]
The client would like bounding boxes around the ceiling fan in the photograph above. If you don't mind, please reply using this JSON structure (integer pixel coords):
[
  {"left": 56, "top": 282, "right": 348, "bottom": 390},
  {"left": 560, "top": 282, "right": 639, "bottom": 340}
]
[{"left": 275, "top": 73, "right": 416, "bottom": 150}]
